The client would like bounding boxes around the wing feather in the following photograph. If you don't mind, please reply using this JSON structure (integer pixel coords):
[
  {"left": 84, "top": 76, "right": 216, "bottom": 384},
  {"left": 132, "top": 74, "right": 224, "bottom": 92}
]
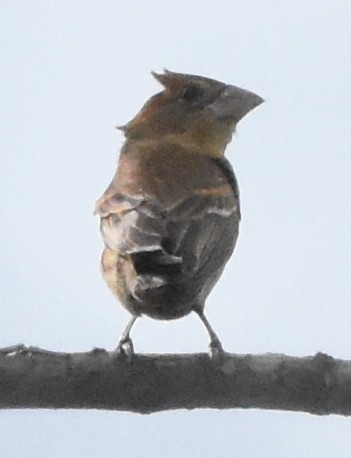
[{"left": 96, "top": 156, "right": 240, "bottom": 282}]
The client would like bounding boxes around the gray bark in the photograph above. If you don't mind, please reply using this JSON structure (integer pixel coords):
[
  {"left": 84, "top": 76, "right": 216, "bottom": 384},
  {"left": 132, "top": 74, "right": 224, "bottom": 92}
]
[{"left": 1, "top": 345, "right": 350, "bottom": 415}]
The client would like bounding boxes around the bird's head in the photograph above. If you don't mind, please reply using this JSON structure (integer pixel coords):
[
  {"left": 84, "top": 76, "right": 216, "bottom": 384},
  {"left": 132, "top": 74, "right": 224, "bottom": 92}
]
[{"left": 119, "top": 70, "right": 263, "bottom": 157}]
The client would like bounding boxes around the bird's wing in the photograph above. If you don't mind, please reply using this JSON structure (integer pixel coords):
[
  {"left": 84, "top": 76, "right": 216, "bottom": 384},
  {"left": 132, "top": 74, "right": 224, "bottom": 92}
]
[
  {"left": 166, "top": 157, "right": 240, "bottom": 274},
  {"left": 95, "top": 157, "right": 240, "bottom": 277}
]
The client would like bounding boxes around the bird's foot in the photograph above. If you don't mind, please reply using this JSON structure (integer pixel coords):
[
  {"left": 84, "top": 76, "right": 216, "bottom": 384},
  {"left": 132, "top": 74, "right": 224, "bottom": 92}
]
[
  {"left": 209, "top": 338, "right": 224, "bottom": 359},
  {"left": 116, "top": 337, "right": 134, "bottom": 362}
]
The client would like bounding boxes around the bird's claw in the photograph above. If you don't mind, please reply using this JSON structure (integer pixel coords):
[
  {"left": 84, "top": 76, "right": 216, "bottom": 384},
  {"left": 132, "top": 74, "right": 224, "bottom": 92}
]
[
  {"left": 116, "top": 338, "right": 134, "bottom": 362},
  {"left": 209, "top": 338, "right": 224, "bottom": 359}
]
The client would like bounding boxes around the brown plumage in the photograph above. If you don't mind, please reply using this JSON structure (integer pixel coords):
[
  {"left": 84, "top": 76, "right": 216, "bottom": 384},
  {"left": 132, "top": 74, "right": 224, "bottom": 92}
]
[{"left": 95, "top": 70, "right": 263, "bottom": 356}]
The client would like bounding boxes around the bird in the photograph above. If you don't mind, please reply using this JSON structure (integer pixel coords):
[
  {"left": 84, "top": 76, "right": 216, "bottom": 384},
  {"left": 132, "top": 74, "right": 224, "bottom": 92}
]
[{"left": 95, "top": 70, "right": 263, "bottom": 357}]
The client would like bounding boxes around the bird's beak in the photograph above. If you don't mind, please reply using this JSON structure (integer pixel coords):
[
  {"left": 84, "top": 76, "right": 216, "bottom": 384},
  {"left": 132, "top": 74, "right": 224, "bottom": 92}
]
[{"left": 210, "top": 85, "right": 264, "bottom": 122}]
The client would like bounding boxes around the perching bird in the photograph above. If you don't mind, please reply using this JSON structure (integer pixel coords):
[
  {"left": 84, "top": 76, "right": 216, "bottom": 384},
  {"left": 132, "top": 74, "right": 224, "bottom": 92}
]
[{"left": 95, "top": 70, "right": 263, "bottom": 357}]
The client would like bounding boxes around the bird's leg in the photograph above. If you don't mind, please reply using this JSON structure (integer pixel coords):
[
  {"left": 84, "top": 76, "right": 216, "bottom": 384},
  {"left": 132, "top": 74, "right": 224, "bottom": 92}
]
[
  {"left": 194, "top": 309, "right": 224, "bottom": 357},
  {"left": 116, "top": 316, "right": 138, "bottom": 360}
]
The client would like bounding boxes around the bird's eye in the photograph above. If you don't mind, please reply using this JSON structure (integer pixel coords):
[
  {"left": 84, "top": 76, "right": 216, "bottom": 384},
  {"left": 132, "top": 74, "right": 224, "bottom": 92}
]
[{"left": 180, "top": 85, "right": 202, "bottom": 102}]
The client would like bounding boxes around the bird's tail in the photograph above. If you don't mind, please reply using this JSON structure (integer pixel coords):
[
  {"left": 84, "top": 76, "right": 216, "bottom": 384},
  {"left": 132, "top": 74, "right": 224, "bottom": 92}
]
[{"left": 130, "top": 249, "right": 182, "bottom": 299}]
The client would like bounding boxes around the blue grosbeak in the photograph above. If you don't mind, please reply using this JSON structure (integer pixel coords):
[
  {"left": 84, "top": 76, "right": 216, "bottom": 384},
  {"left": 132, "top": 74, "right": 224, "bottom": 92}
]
[{"left": 95, "top": 70, "right": 263, "bottom": 356}]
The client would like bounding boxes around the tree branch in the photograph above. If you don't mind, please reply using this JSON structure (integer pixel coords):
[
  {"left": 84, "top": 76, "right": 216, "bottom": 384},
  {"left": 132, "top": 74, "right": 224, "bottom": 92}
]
[{"left": 1, "top": 345, "right": 350, "bottom": 415}]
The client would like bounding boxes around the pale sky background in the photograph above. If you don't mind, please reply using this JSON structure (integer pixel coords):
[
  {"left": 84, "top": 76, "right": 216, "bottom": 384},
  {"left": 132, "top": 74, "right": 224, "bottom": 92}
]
[{"left": 1, "top": 1, "right": 351, "bottom": 457}]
